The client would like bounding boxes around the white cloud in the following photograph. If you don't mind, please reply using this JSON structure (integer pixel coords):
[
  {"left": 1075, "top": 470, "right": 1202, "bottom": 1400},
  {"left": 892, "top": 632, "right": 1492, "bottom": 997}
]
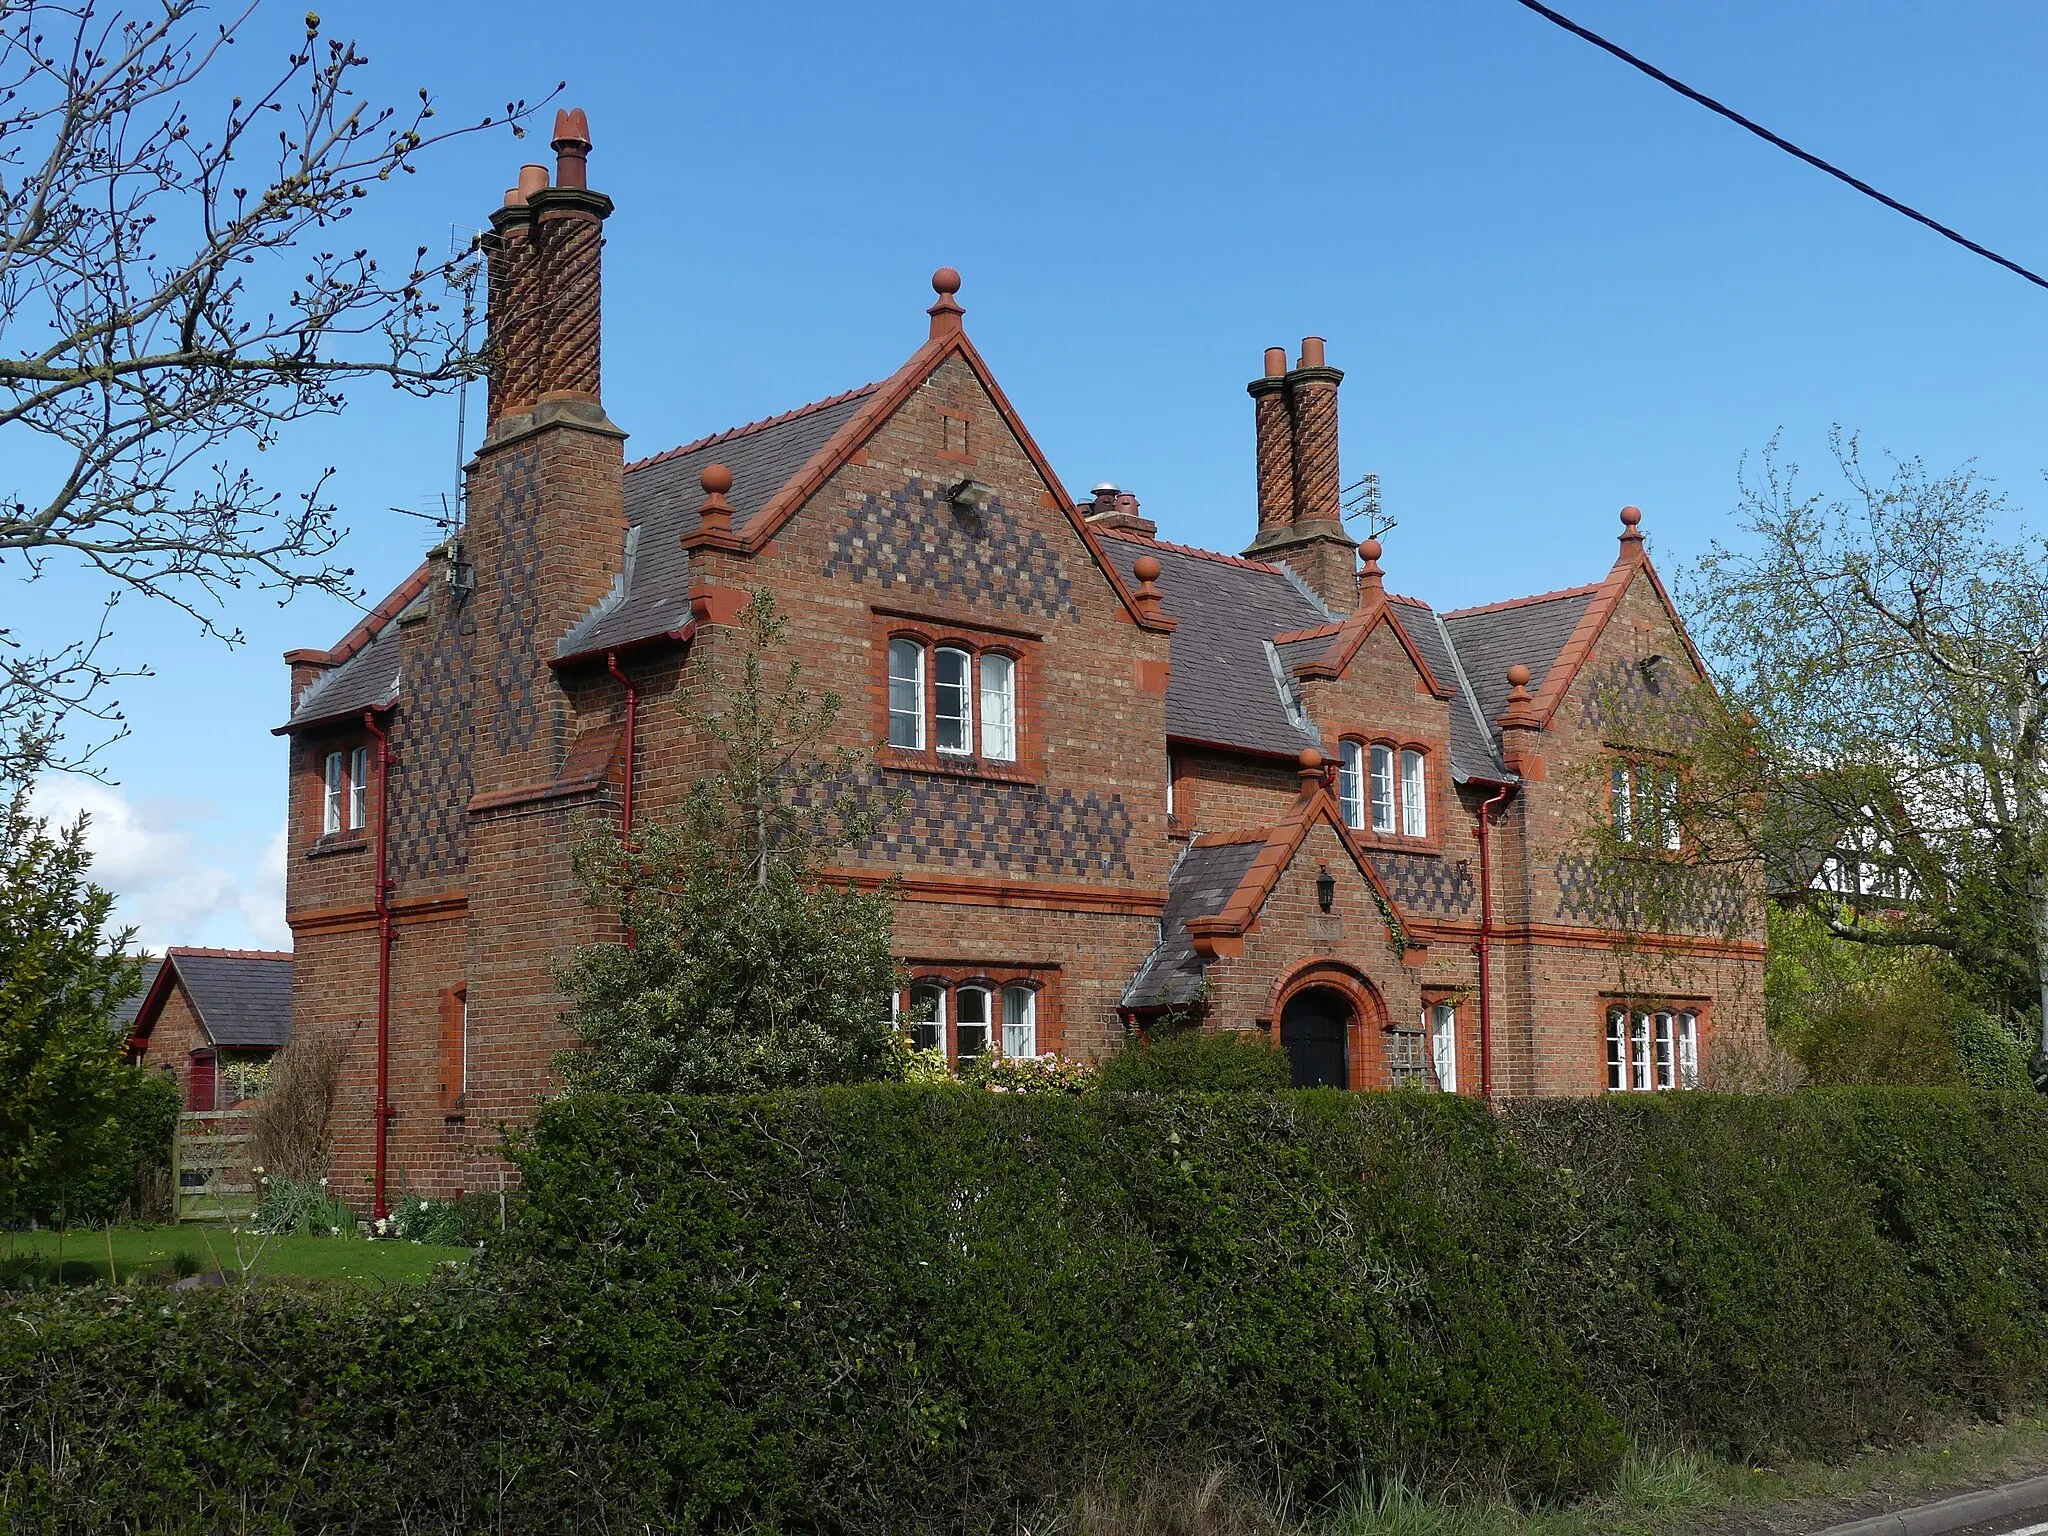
[{"left": 27, "top": 774, "right": 287, "bottom": 954}]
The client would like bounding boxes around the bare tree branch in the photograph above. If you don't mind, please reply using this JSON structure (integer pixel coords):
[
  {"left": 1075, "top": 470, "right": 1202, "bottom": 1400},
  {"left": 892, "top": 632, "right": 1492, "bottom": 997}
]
[{"left": 0, "top": 0, "right": 555, "bottom": 766}]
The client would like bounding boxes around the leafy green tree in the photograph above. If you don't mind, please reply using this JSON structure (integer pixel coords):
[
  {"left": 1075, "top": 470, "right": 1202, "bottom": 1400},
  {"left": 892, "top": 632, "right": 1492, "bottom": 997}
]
[
  {"left": 0, "top": 730, "right": 147, "bottom": 1211},
  {"left": 556, "top": 591, "right": 904, "bottom": 1094}
]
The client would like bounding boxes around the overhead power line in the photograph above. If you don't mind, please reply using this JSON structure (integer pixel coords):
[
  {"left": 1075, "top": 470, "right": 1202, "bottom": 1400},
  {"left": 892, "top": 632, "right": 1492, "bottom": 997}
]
[{"left": 1509, "top": 0, "right": 2048, "bottom": 293}]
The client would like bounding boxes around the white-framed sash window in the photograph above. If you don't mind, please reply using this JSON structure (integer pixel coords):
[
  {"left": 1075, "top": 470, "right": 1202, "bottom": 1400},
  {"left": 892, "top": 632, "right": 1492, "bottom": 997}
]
[
  {"left": 888, "top": 639, "right": 926, "bottom": 750},
  {"left": 1605, "top": 1007, "right": 1701, "bottom": 1091},
  {"left": 1338, "top": 741, "right": 1365, "bottom": 829},
  {"left": 323, "top": 751, "right": 345, "bottom": 835},
  {"left": 349, "top": 745, "right": 371, "bottom": 830},
  {"left": 934, "top": 646, "right": 973, "bottom": 754},
  {"left": 1001, "top": 984, "right": 1037, "bottom": 1058},
  {"left": 978, "top": 653, "right": 1016, "bottom": 761},
  {"left": 1400, "top": 748, "right": 1427, "bottom": 837},
  {"left": 1369, "top": 743, "right": 1395, "bottom": 833},
  {"left": 954, "top": 985, "right": 991, "bottom": 1063}
]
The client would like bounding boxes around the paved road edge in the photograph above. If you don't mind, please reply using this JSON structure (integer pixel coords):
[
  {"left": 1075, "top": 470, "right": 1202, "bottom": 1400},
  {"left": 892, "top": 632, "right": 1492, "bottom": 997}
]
[{"left": 1814, "top": 1471, "right": 2048, "bottom": 1536}]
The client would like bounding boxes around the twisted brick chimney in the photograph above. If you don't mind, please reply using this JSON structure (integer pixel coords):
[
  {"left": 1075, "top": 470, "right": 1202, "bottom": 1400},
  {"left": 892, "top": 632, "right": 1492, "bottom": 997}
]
[
  {"left": 1243, "top": 337, "right": 1358, "bottom": 612},
  {"left": 467, "top": 107, "right": 628, "bottom": 797}
]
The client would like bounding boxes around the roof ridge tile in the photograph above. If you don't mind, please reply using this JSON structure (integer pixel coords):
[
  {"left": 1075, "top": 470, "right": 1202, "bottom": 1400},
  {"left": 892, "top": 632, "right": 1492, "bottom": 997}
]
[
  {"left": 624, "top": 384, "right": 879, "bottom": 473},
  {"left": 1442, "top": 580, "right": 1604, "bottom": 621},
  {"left": 168, "top": 947, "right": 293, "bottom": 962},
  {"left": 1097, "top": 527, "right": 1285, "bottom": 574}
]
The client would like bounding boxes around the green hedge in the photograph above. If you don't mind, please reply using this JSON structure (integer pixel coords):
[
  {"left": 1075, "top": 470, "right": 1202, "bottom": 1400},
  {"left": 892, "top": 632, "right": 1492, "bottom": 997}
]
[
  {"left": 1095, "top": 1027, "right": 1294, "bottom": 1091},
  {"left": 5, "top": 1087, "right": 2048, "bottom": 1533}
]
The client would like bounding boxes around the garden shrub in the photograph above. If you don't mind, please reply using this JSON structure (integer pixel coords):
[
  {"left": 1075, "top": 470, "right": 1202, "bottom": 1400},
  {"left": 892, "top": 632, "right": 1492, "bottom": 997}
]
[
  {"left": 251, "top": 1171, "right": 358, "bottom": 1237},
  {"left": 1096, "top": 1028, "right": 1293, "bottom": 1092},
  {"left": 5, "top": 1087, "right": 2048, "bottom": 1534},
  {"left": 5, "top": 1068, "right": 179, "bottom": 1225}
]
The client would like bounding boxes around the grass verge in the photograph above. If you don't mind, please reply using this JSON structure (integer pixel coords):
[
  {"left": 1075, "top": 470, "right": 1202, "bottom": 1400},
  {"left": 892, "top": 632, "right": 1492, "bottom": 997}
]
[
  {"left": 1321, "top": 1411, "right": 2048, "bottom": 1536},
  {"left": 1, "top": 1223, "right": 471, "bottom": 1288}
]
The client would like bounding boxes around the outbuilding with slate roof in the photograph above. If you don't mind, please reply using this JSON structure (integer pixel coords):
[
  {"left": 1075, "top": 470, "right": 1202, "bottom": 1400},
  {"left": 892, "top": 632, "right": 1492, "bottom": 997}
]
[
  {"left": 125, "top": 948, "right": 294, "bottom": 1110},
  {"left": 271, "top": 108, "right": 1764, "bottom": 1214}
]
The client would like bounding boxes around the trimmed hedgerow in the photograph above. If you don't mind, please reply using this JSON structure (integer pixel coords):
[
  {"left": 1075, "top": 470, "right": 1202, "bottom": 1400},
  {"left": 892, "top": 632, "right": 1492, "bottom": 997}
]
[
  {"left": 4, "top": 1087, "right": 2048, "bottom": 1534},
  {"left": 1095, "top": 1027, "right": 1295, "bottom": 1092}
]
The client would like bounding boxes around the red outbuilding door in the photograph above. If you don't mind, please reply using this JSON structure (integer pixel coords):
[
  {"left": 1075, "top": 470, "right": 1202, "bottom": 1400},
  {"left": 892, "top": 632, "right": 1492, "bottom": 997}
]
[{"left": 187, "top": 1049, "right": 218, "bottom": 1112}]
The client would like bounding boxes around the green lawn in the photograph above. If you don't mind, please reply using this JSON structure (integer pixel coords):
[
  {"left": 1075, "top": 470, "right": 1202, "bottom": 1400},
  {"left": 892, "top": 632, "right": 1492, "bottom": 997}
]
[{"left": 2, "top": 1224, "right": 471, "bottom": 1287}]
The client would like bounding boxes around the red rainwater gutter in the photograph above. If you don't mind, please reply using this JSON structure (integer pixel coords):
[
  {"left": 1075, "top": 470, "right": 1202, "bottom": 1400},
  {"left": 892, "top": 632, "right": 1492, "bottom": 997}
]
[
  {"left": 1474, "top": 782, "right": 1515, "bottom": 1100},
  {"left": 605, "top": 651, "right": 637, "bottom": 840},
  {"left": 363, "top": 708, "right": 396, "bottom": 1220}
]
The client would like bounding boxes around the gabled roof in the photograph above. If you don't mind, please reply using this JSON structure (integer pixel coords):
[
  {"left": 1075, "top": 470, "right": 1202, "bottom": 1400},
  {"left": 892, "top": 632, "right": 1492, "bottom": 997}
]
[
  {"left": 1098, "top": 531, "right": 1327, "bottom": 758},
  {"left": 281, "top": 619, "right": 406, "bottom": 730},
  {"left": 560, "top": 387, "right": 879, "bottom": 659},
  {"left": 1392, "top": 596, "right": 1511, "bottom": 785},
  {"left": 1123, "top": 774, "right": 1407, "bottom": 1009},
  {"left": 1442, "top": 584, "right": 1599, "bottom": 732},
  {"left": 113, "top": 959, "right": 163, "bottom": 1031},
  {"left": 130, "top": 948, "right": 294, "bottom": 1052}
]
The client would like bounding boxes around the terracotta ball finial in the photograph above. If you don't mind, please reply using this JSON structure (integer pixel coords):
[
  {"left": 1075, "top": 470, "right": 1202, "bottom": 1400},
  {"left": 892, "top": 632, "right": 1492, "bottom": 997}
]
[
  {"left": 1507, "top": 663, "right": 1531, "bottom": 689},
  {"left": 700, "top": 463, "right": 734, "bottom": 496},
  {"left": 1358, "top": 537, "right": 1382, "bottom": 563},
  {"left": 1133, "top": 554, "right": 1162, "bottom": 584},
  {"left": 932, "top": 266, "right": 962, "bottom": 297},
  {"left": 1620, "top": 504, "right": 1642, "bottom": 528},
  {"left": 1298, "top": 746, "right": 1324, "bottom": 773}
]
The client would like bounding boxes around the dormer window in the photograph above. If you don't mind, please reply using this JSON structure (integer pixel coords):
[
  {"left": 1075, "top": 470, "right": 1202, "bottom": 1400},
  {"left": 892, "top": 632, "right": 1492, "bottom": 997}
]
[{"left": 1341, "top": 740, "right": 1430, "bottom": 841}]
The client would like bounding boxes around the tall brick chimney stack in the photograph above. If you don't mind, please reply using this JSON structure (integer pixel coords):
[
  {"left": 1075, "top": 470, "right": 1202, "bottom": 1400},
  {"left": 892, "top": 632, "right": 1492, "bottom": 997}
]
[
  {"left": 461, "top": 109, "right": 632, "bottom": 1150},
  {"left": 1242, "top": 336, "right": 1359, "bottom": 613},
  {"left": 465, "top": 106, "right": 628, "bottom": 797}
]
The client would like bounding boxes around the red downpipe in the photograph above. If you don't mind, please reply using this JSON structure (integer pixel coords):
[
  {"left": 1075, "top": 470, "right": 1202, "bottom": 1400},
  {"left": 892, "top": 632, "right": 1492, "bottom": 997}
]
[
  {"left": 1474, "top": 782, "right": 1515, "bottom": 1100},
  {"left": 605, "top": 651, "right": 637, "bottom": 840},
  {"left": 363, "top": 708, "right": 396, "bottom": 1221}
]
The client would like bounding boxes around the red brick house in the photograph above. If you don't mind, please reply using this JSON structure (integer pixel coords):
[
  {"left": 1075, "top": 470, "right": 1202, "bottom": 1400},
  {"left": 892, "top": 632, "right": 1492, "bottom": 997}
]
[
  {"left": 123, "top": 948, "right": 295, "bottom": 1110},
  {"left": 277, "top": 112, "right": 1763, "bottom": 1213}
]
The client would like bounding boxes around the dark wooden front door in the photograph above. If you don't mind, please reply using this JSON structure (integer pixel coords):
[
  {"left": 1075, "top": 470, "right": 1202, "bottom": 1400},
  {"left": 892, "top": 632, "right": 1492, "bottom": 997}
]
[{"left": 1280, "top": 989, "right": 1350, "bottom": 1088}]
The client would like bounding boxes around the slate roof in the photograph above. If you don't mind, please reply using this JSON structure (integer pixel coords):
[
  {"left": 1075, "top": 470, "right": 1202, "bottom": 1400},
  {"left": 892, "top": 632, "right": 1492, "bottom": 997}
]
[
  {"left": 1099, "top": 533, "right": 1328, "bottom": 758},
  {"left": 1390, "top": 596, "right": 1508, "bottom": 784},
  {"left": 167, "top": 949, "right": 295, "bottom": 1050},
  {"left": 284, "top": 619, "right": 406, "bottom": 728},
  {"left": 562, "top": 387, "right": 876, "bottom": 658},
  {"left": 1122, "top": 839, "right": 1265, "bottom": 1008},
  {"left": 113, "top": 960, "right": 163, "bottom": 1031},
  {"left": 1442, "top": 586, "right": 1599, "bottom": 732}
]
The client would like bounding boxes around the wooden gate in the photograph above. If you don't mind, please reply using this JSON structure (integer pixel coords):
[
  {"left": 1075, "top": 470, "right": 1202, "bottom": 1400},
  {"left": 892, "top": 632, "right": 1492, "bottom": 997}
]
[{"left": 173, "top": 1109, "right": 255, "bottom": 1222}]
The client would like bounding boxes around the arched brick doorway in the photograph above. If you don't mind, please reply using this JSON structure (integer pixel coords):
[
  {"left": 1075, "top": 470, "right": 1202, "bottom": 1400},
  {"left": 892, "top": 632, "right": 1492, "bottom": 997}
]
[
  {"left": 1270, "top": 962, "right": 1387, "bottom": 1090},
  {"left": 1279, "top": 987, "right": 1350, "bottom": 1087}
]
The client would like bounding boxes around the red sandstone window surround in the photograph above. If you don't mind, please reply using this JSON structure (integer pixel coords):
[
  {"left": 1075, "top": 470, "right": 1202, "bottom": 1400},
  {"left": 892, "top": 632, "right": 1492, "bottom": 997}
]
[
  {"left": 1336, "top": 736, "right": 1438, "bottom": 848},
  {"left": 896, "top": 966, "right": 1054, "bottom": 1067},
  {"left": 874, "top": 612, "right": 1039, "bottom": 781}
]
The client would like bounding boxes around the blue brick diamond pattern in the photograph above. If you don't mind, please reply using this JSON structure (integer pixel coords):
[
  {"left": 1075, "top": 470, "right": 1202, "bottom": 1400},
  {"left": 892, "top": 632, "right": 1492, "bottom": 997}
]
[
  {"left": 489, "top": 449, "right": 543, "bottom": 755},
  {"left": 1371, "top": 851, "right": 1476, "bottom": 915},
  {"left": 1554, "top": 853, "right": 1745, "bottom": 933},
  {"left": 391, "top": 599, "right": 474, "bottom": 882},
  {"left": 823, "top": 476, "right": 1074, "bottom": 620},
  {"left": 793, "top": 768, "right": 1132, "bottom": 878}
]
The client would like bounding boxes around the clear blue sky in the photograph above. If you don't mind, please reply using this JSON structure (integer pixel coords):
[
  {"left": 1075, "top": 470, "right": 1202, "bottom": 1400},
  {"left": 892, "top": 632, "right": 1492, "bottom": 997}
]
[{"left": 16, "top": 0, "right": 2048, "bottom": 950}]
